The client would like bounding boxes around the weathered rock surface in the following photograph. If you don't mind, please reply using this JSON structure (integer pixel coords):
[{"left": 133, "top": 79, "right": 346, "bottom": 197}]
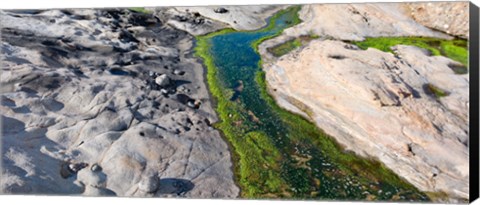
[
  {"left": 406, "top": 2, "right": 469, "bottom": 39},
  {"left": 172, "top": 5, "right": 285, "bottom": 32},
  {"left": 258, "top": 3, "right": 469, "bottom": 202},
  {"left": 131, "top": 6, "right": 280, "bottom": 38},
  {"left": 0, "top": 8, "right": 239, "bottom": 198},
  {"left": 262, "top": 40, "right": 469, "bottom": 202},
  {"left": 155, "top": 7, "right": 228, "bottom": 36},
  {"left": 281, "top": 3, "right": 450, "bottom": 42}
]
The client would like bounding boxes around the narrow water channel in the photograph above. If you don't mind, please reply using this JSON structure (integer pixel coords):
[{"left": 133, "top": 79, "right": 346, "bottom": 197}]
[{"left": 197, "top": 6, "right": 430, "bottom": 201}]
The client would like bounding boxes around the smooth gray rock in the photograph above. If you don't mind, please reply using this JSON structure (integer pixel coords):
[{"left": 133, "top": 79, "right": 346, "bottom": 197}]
[
  {"left": 138, "top": 175, "right": 159, "bottom": 193},
  {"left": 155, "top": 74, "right": 171, "bottom": 87},
  {"left": 77, "top": 168, "right": 107, "bottom": 188},
  {"left": 0, "top": 8, "right": 239, "bottom": 198}
]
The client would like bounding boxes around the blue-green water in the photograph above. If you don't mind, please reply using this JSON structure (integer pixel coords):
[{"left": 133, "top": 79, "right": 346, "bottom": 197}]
[
  {"left": 210, "top": 10, "right": 294, "bottom": 149},
  {"left": 200, "top": 6, "right": 429, "bottom": 201}
]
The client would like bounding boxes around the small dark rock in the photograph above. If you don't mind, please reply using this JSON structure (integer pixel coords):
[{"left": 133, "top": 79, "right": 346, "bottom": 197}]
[
  {"left": 109, "top": 68, "right": 129, "bottom": 76},
  {"left": 204, "top": 118, "right": 211, "bottom": 126},
  {"left": 328, "top": 54, "right": 346, "bottom": 60},
  {"left": 60, "top": 162, "right": 88, "bottom": 178},
  {"left": 448, "top": 63, "right": 468, "bottom": 74},
  {"left": 91, "top": 163, "right": 102, "bottom": 172},
  {"left": 176, "top": 15, "right": 188, "bottom": 22},
  {"left": 192, "top": 12, "right": 201, "bottom": 17},
  {"left": 173, "top": 69, "right": 185, "bottom": 75},
  {"left": 194, "top": 100, "right": 201, "bottom": 108},
  {"left": 193, "top": 18, "right": 205, "bottom": 25},
  {"left": 186, "top": 100, "right": 195, "bottom": 108},
  {"left": 186, "top": 99, "right": 201, "bottom": 109},
  {"left": 344, "top": 44, "right": 359, "bottom": 50},
  {"left": 233, "top": 80, "right": 244, "bottom": 92},
  {"left": 214, "top": 7, "right": 229, "bottom": 14},
  {"left": 176, "top": 94, "right": 192, "bottom": 104},
  {"left": 69, "top": 162, "right": 89, "bottom": 172},
  {"left": 60, "top": 163, "right": 74, "bottom": 179}
]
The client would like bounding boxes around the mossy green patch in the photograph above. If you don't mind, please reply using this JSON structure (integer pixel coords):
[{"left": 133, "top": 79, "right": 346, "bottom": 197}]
[
  {"left": 441, "top": 40, "right": 468, "bottom": 66},
  {"left": 267, "top": 35, "right": 319, "bottom": 57},
  {"left": 128, "top": 7, "right": 152, "bottom": 14},
  {"left": 351, "top": 37, "right": 468, "bottom": 73},
  {"left": 425, "top": 83, "right": 449, "bottom": 98},
  {"left": 267, "top": 39, "right": 302, "bottom": 57}
]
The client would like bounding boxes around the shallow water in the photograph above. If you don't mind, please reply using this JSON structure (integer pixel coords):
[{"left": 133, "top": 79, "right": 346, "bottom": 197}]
[{"left": 203, "top": 7, "right": 429, "bottom": 201}]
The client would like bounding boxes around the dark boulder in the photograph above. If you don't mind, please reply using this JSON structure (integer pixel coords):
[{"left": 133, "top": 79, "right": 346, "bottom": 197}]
[{"left": 213, "top": 7, "right": 229, "bottom": 14}]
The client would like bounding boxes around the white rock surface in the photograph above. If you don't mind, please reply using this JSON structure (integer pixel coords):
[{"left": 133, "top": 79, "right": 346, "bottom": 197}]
[
  {"left": 282, "top": 3, "right": 450, "bottom": 41},
  {"left": 158, "top": 7, "right": 229, "bottom": 36},
  {"left": 158, "top": 5, "right": 284, "bottom": 35},
  {"left": 175, "top": 6, "right": 285, "bottom": 31},
  {"left": 0, "top": 8, "right": 239, "bottom": 198}
]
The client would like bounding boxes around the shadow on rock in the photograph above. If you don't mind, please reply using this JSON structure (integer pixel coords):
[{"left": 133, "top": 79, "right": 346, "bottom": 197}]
[
  {"left": 1, "top": 115, "right": 84, "bottom": 194},
  {"left": 157, "top": 178, "right": 194, "bottom": 196}
]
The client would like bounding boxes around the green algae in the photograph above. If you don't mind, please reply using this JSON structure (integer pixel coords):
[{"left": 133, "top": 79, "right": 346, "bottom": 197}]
[
  {"left": 351, "top": 37, "right": 468, "bottom": 73},
  {"left": 195, "top": 6, "right": 430, "bottom": 201}
]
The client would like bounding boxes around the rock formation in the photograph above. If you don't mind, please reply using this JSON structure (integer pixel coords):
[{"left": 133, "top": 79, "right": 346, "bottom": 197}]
[
  {"left": 0, "top": 8, "right": 240, "bottom": 197},
  {"left": 154, "top": 5, "right": 284, "bottom": 36},
  {"left": 259, "top": 3, "right": 469, "bottom": 202},
  {"left": 280, "top": 3, "right": 450, "bottom": 42},
  {"left": 170, "top": 5, "right": 285, "bottom": 31},
  {"left": 406, "top": 2, "right": 469, "bottom": 39}
]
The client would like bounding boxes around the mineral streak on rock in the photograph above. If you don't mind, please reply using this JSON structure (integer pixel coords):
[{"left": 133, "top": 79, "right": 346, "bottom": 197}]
[{"left": 0, "top": 8, "right": 240, "bottom": 197}]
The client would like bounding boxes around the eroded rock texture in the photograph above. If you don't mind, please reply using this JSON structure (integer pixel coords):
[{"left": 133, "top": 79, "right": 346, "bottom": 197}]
[
  {"left": 280, "top": 3, "right": 450, "bottom": 41},
  {"left": 0, "top": 9, "right": 239, "bottom": 197},
  {"left": 407, "top": 2, "right": 469, "bottom": 39}
]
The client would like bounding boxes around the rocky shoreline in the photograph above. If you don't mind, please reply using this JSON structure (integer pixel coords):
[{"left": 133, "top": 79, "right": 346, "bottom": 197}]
[
  {"left": 258, "top": 2, "right": 469, "bottom": 202},
  {"left": 0, "top": 4, "right": 289, "bottom": 197},
  {"left": 0, "top": 8, "right": 245, "bottom": 197}
]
